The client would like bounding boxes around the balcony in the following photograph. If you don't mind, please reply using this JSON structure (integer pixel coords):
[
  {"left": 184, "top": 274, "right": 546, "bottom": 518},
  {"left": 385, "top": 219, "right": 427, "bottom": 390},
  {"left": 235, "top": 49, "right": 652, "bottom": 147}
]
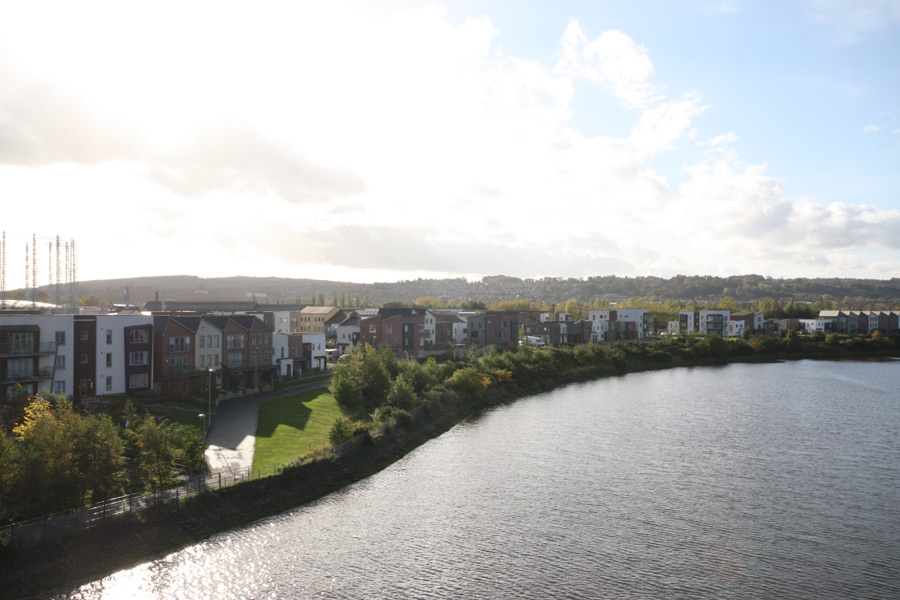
[
  {"left": 1, "top": 368, "right": 53, "bottom": 383},
  {"left": 0, "top": 341, "right": 57, "bottom": 357}
]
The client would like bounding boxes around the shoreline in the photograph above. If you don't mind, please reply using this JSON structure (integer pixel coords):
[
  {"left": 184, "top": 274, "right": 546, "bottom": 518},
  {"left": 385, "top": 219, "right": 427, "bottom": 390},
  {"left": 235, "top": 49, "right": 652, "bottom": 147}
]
[{"left": 2, "top": 347, "right": 898, "bottom": 599}]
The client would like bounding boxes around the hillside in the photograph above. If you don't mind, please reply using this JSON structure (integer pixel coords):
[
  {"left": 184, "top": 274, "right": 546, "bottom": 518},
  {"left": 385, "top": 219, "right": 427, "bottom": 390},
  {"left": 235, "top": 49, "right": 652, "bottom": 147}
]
[{"left": 21, "top": 274, "right": 900, "bottom": 308}]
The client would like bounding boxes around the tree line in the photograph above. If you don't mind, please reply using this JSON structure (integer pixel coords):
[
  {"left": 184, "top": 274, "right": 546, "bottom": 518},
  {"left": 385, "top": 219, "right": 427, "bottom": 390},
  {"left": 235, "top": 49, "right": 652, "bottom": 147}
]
[{"left": 326, "top": 332, "right": 899, "bottom": 447}]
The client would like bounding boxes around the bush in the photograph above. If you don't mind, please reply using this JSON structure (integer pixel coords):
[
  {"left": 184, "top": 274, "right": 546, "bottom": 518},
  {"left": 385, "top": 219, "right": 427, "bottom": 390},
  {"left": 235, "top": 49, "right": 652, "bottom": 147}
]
[
  {"left": 385, "top": 375, "right": 418, "bottom": 410},
  {"left": 328, "top": 417, "right": 355, "bottom": 446},
  {"left": 371, "top": 405, "right": 412, "bottom": 426}
]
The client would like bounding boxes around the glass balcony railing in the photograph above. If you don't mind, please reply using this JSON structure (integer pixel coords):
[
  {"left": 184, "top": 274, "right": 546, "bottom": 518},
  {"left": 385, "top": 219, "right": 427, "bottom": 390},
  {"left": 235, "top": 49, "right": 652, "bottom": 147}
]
[
  {"left": 1, "top": 368, "right": 53, "bottom": 383},
  {"left": 0, "top": 341, "right": 57, "bottom": 356}
]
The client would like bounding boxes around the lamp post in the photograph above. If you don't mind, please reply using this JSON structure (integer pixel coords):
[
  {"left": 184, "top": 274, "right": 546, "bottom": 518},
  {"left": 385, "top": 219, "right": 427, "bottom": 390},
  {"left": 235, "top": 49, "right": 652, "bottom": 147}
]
[
  {"left": 199, "top": 412, "right": 206, "bottom": 435},
  {"left": 207, "top": 368, "right": 215, "bottom": 436}
]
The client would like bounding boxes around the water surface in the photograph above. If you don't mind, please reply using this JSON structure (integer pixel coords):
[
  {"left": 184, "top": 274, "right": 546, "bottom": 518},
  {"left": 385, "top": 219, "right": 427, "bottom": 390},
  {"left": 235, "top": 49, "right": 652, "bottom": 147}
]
[{"left": 64, "top": 360, "right": 900, "bottom": 599}]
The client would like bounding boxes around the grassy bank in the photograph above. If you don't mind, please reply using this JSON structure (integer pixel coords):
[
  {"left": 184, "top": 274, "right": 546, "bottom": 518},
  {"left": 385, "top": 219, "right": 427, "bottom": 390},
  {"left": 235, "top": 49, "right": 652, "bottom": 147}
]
[
  {"left": 251, "top": 387, "right": 345, "bottom": 473},
  {"left": 2, "top": 335, "right": 898, "bottom": 599}
]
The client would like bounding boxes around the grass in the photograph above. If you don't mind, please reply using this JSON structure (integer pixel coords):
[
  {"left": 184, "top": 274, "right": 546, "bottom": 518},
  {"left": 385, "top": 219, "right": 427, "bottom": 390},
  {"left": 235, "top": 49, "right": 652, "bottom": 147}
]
[
  {"left": 251, "top": 387, "right": 346, "bottom": 473},
  {"left": 273, "top": 373, "right": 332, "bottom": 390}
]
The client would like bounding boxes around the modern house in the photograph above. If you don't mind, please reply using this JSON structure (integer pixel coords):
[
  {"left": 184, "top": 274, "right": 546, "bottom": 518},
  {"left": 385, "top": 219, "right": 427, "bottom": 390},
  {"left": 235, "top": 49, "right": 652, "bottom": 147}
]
[{"left": 466, "top": 311, "right": 519, "bottom": 350}]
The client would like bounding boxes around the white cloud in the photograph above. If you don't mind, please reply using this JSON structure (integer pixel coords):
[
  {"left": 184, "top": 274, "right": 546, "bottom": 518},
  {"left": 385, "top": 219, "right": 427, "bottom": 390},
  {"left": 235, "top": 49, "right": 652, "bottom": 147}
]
[
  {"left": 863, "top": 125, "right": 881, "bottom": 133},
  {"left": 0, "top": 3, "right": 895, "bottom": 283},
  {"left": 700, "top": 132, "right": 739, "bottom": 147},
  {"left": 554, "top": 21, "right": 659, "bottom": 109}
]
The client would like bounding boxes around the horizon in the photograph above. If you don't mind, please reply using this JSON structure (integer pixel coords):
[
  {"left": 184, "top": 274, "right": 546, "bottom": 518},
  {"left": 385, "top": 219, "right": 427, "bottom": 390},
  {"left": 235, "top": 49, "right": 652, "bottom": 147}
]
[{"left": 1, "top": 1, "right": 899, "bottom": 284}]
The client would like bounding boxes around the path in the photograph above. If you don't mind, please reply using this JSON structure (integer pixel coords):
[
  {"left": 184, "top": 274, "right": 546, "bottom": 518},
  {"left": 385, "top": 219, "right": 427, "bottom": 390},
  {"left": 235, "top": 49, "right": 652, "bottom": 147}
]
[{"left": 204, "top": 379, "right": 331, "bottom": 475}]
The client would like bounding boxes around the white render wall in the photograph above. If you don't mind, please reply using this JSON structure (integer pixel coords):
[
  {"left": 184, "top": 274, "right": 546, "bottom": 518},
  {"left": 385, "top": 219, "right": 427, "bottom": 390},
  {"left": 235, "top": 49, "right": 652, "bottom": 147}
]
[
  {"left": 0, "top": 314, "right": 74, "bottom": 397},
  {"left": 94, "top": 315, "right": 154, "bottom": 397}
]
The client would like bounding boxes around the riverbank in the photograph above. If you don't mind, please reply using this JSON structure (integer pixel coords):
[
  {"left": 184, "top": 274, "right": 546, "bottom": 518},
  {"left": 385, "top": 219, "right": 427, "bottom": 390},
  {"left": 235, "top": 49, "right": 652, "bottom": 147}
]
[{"left": 2, "top": 339, "right": 898, "bottom": 599}]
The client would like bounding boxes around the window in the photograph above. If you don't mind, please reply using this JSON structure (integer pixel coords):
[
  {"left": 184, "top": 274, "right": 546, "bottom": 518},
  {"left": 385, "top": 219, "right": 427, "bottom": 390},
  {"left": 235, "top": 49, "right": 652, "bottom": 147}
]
[
  {"left": 9, "top": 332, "right": 34, "bottom": 352},
  {"left": 105, "top": 354, "right": 112, "bottom": 368},
  {"left": 80, "top": 353, "right": 88, "bottom": 364},
  {"left": 251, "top": 350, "right": 257, "bottom": 364},
  {"left": 130, "top": 351, "right": 148, "bottom": 366},
  {"left": 228, "top": 353, "right": 242, "bottom": 368},
  {"left": 105, "top": 376, "right": 112, "bottom": 392},
  {"left": 80, "top": 330, "right": 89, "bottom": 341},
  {"left": 130, "top": 329, "right": 148, "bottom": 344},
  {"left": 169, "top": 336, "right": 190, "bottom": 352},
  {"left": 170, "top": 356, "right": 188, "bottom": 372},
  {"left": 129, "top": 373, "right": 149, "bottom": 389},
  {"left": 7, "top": 357, "right": 31, "bottom": 378},
  {"left": 54, "top": 381, "right": 65, "bottom": 394},
  {"left": 214, "top": 335, "right": 219, "bottom": 348},
  {"left": 226, "top": 335, "right": 245, "bottom": 350},
  {"left": 207, "top": 335, "right": 212, "bottom": 348},
  {"left": 199, "top": 336, "right": 205, "bottom": 349},
  {"left": 55, "top": 331, "right": 66, "bottom": 346},
  {"left": 264, "top": 333, "right": 269, "bottom": 344},
  {"left": 55, "top": 355, "right": 66, "bottom": 369},
  {"left": 418, "top": 325, "right": 424, "bottom": 333},
  {"left": 214, "top": 355, "right": 220, "bottom": 366},
  {"left": 106, "top": 330, "right": 112, "bottom": 344},
  {"left": 385, "top": 325, "right": 393, "bottom": 334}
]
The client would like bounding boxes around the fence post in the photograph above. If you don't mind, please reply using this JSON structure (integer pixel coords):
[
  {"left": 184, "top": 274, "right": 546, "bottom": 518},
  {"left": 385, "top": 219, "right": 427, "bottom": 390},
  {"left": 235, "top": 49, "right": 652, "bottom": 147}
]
[{"left": 219, "top": 472, "right": 222, "bottom": 488}]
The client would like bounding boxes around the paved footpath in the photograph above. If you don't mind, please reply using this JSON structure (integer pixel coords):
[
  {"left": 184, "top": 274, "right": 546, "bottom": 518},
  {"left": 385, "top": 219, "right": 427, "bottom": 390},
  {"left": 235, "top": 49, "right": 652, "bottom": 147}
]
[{"left": 204, "top": 379, "right": 330, "bottom": 475}]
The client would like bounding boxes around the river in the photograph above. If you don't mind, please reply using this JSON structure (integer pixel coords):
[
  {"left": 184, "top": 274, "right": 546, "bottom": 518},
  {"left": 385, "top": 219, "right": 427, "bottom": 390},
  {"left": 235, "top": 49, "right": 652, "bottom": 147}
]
[{"left": 62, "top": 359, "right": 900, "bottom": 599}]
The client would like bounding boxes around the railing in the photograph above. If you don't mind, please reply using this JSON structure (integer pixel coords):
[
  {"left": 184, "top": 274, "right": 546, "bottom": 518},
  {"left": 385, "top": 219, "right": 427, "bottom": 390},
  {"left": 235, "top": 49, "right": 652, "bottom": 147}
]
[
  {"left": 0, "top": 438, "right": 363, "bottom": 547},
  {"left": 0, "top": 368, "right": 53, "bottom": 383},
  {"left": 0, "top": 341, "right": 57, "bottom": 356}
]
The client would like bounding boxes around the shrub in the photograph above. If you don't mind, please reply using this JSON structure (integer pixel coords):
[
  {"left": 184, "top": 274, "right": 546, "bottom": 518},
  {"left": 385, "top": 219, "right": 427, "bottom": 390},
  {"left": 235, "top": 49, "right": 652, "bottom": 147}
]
[
  {"left": 328, "top": 417, "right": 355, "bottom": 446},
  {"left": 386, "top": 375, "right": 418, "bottom": 410},
  {"left": 371, "top": 405, "right": 411, "bottom": 425},
  {"left": 446, "top": 366, "right": 490, "bottom": 398}
]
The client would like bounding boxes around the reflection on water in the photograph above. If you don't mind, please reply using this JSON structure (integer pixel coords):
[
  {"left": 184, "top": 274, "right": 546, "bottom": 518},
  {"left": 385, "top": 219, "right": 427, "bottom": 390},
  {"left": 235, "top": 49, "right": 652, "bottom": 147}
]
[{"left": 63, "top": 360, "right": 900, "bottom": 599}]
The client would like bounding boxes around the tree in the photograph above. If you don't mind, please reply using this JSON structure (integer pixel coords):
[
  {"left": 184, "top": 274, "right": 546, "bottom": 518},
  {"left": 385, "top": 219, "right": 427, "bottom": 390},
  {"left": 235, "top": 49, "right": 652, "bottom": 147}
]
[
  {"left": 330, "top": 367, "right": 361, "bottom": 410},
  {"left": 0, "top": 428, "right": 19, "bottom": 520},
  {"left": 135, "top": 418, "right": 176, "bottom": 491},
  {"left": 78, "top": 295, "right": 106, "bottom": 307},
  {"left": 318, "top": 293, "right": 325, "bottom": 306},
  {"left": 12, "top": 394, "right": 81, "bottom": 513},
  {"left": 386, "top": 375, "right": 418, "bottom": 410},
  {"left": 70, "top": 414, "right": 124, "bottom": 503}
]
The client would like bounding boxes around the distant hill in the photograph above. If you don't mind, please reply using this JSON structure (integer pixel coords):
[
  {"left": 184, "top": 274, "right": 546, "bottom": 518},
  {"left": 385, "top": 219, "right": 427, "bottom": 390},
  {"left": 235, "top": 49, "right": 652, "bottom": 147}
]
[{"left": 20, "top": 273, "right": 900, "bottom": 308}]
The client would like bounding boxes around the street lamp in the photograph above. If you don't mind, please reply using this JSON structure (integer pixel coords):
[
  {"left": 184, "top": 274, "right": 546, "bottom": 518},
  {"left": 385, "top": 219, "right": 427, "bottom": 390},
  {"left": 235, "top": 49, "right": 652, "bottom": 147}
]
[
  {"left": 207, "top": 368, "right": 215, "bottom": 437},
  {"left": 198, "top": 412, "right": 206, "bottom": 435}
]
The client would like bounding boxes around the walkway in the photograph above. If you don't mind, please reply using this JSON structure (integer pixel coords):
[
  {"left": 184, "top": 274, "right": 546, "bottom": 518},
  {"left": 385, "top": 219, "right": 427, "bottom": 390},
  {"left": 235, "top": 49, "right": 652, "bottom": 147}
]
[{"left": 204, "top": 379, "right": 331, "bottom": 475}]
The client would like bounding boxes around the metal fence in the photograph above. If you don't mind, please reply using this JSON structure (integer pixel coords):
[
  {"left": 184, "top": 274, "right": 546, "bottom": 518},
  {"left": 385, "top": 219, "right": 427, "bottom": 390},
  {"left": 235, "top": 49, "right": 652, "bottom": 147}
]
[
  {"left": 0, "top": 397, "right": 426, "bottom": 548},
  {"left": 0, "top": 434, "right": 371, "bottom": 547}
]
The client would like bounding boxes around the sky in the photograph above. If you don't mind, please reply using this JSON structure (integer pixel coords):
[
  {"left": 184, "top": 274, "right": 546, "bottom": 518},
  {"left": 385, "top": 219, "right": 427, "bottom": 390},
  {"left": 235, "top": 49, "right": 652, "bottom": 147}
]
[{"left": 1, "top": 0, "right": 899, "bottom": 285}]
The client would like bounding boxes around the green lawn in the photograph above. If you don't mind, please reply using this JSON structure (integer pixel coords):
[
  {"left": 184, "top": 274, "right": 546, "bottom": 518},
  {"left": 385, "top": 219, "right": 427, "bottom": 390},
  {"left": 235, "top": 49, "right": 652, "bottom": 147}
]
[
  {"left": 273, "top": 373, "right": 332, "bottom": 391},
  {"left": 251, "top": 387, "right": 345, "bottom": 473}
]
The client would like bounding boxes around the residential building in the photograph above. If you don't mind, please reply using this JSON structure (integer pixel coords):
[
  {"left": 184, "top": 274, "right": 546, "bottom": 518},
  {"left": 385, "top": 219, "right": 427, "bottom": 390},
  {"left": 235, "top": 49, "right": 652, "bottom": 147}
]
[
  {"left": 335, "top": 314, "right": 361, "bottom": 354},
  {"left": 0, "top": 315, "right": 70, "bottom": 400},
  {"left": 467, "top": 312, "right": 519, "bottom": 350},
  {"left": 730, "top": 312, "right": 765, "bottom": 336},
  {"left": 678, "top": 310, "right": 730, "bottom": 337},
  {"left": 588, "top": 309, "right": 649, "bottom": 339},
  {"left": 296, "top": 306, "right": 341, "bottom": 335}
]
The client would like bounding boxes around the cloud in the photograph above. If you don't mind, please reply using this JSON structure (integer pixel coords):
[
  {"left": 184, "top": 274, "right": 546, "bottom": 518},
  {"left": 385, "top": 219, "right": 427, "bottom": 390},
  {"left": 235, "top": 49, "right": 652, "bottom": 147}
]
[
  {"left": 251, "top": 223, "right": 631, "bottom": 278},
  {"left": 662, "top": 151, "right": 900, "bottom": 275},
  {"left": 148, "top": 124, "right": 366, "bottom": 203},
  {"left": 803, "top": 0, "right": 900, "bottom": 44},
  {"left": 0, "top": 60, "right": 144, "bottom": 166},
  {"left": 555, "top": 21, "right": 660, "bottom": 108},
  {"left": 862, "top": 125, "right": 880, "bottom": 133},
  {"left": 700, "top": 132, "right": 739, "bottom": 147}
]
